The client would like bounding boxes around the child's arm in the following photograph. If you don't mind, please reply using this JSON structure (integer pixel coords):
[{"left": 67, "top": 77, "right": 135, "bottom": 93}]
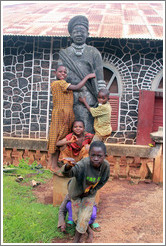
[
  {"left": 56, "top": 135, "right": 78, "bottom": 147},
  {"left": 67, "top": 73, "right": 96, "bottom": 91},
  {"left": 79, "top": 96, "right": 91, "bottom": 111}
]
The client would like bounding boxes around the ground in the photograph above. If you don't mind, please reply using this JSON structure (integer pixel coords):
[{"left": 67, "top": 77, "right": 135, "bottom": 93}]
[{"left": 33, "top": 177, "right": 163, "bottom": 244}]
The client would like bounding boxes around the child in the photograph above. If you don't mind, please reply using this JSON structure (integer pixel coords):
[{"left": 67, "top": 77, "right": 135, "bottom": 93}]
[
  {"left": 47, "top": 65, "right": 95, "bottom": 172},
  {"left": 79, "top": 88, "right": 112, "bottom": 142},
  {"left": 57, "top": 120, "right": 94, "bottom": 163},
  {"left": 61, "top": 141, "right": 110, "bottom": 243}
]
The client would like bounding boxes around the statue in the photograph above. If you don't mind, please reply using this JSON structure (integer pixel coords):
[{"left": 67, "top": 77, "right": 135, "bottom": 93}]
[{"left": 59, "top": 15, "right": 106, "bottom": 133}]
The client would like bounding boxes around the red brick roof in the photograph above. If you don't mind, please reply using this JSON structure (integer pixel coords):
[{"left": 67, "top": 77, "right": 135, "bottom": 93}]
[{"left": 2, "top": 2, "right": 164, "bottom": 39}]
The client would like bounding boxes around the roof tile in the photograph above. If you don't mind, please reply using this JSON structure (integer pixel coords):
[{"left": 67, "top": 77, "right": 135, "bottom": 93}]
[{"left": 2, "top": 2, "right": 164, "bottom": 39}]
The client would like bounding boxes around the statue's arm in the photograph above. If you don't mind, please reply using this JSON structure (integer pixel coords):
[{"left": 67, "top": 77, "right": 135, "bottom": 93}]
[{"left": 93, "top": 49, "right": 106, "bottom": 90}]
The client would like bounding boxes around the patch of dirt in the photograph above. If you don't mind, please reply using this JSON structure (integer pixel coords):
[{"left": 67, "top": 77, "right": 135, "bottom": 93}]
[{"left": 32, "top": 177, "right": 163, "bottom": 244}]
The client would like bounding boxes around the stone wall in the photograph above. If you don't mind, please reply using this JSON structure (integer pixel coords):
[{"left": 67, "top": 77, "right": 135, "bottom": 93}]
[{"left": 3, "top": 35, "right": 163, "bottom": 143}]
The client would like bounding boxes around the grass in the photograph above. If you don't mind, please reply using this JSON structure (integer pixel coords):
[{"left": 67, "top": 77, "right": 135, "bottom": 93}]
[{"left": 3, "top": 159, "right": 75, "bottom": 243}]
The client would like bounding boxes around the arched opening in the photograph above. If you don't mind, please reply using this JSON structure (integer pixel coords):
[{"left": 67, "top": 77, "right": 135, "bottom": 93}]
[{"left": 103, "top": 63, "right": 122, "bottom": 131}]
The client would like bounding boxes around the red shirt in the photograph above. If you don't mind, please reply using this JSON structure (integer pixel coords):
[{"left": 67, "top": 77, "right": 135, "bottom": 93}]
[{"left": 66, "top": 132, "right": 94, "bottom": 156}]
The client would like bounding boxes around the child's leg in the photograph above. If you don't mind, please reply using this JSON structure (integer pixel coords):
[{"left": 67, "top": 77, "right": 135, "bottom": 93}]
[
  {"left": 89, "top": 205, "right": 97, "bottom": 224},
  {"left": 73, "top": 230, "right": 82, "bottom": 243},
  {"left": 86, "top": 225, "right": 94, "bottom": 243},
  {"left": 66, "top": 201, "right": 73, "bottom": 222}
]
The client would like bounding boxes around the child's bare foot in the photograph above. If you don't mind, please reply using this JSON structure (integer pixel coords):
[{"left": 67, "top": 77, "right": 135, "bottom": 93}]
[{"left": 86, "top": 226, "right": 93, "bottom": 243}]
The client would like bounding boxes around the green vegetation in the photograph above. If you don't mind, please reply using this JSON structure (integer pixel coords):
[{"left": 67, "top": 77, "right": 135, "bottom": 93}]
[{"left": 3, "top": 159, "right": 75, "bottom": 243}]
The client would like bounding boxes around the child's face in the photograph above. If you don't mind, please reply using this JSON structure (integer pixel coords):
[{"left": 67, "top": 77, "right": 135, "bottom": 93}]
[
  {"left": 55, "top": 66, "right": 67, "bottom": 80},
  {"left": 97, "top": 91, "right": 108, "bottom": 105},
  {"left": 89, "top": 147, "right": 105, "bottom": 169},
  {"left": 72, "top": 121, "right": 84, "bottom": 135}
]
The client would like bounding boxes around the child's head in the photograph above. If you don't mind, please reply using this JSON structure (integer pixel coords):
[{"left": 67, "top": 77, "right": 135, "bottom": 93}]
[
  {"left": 55, "top": 65, "right": 67, "bottom": 80},
  {"left": 72, "top": 120, "right": 85, "bottom": 135},
  {"left": 97, "top": 88, "right": 109, "bottom": 105},
  {"left": 89, "top": 141, "right": 107, "bottom": 169}
]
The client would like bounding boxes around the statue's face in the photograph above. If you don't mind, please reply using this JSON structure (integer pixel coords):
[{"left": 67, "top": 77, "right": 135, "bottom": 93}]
[{"left": 71, "top": 25, "right": 89, "bottom": 45}]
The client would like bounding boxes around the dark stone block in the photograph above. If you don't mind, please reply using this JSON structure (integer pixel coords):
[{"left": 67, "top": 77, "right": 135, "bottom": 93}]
[
  {"left": 3, "top": 87, "right": 12, "bottom": 96},
  {"left": 41, "top": 83, "right": 48, "bottom": 90},
  {"left": 22, "top": 106, "right": 30, "bottom": 113},
  {"left": 13, "top": 88, "right": 21, "bottom": 95},
  {"left": 145, "top": 60, "right": 152, "bottom": 66},
  {"left": 6, "top": 110, "right": 11, "bottom": 118},
  {"left": 24, "top": 43, "right": 33, "bottom": 53},
  {"left": 5, "top": 48, "right": 10, "bottom": 55},
  {"left": 40, "top": 124, "right": 46, "bottom": 131},
  {"left": 32, "top": 92, "right": 37, "bottom": 100},
  {"left": 24, "top": 97, "right": 31, "bottom": 102},
  {"left": 25, "top": 61, "right": 32, "bottom": 67},
  {"left": 16, "top": 64, "right": 23, "bottom": 71},
  {"left": 156, "top": 53, "right": 162, "bottom": 59},
  {"left": 13, "top": 95, "right": 23, "bottom": 104},
  {"left": 39, "top": 116, "right": 47, "bottom": 123},
  {"left": 120, "top": 110, "right": 128, "bottom": 116},
  {"left": 145, "top": 53, "right": 155, "bottom": 60},
  {"left": 122, "top": 54, "right": 131, "bottom": 62},
  {"left": 4, "top": 56, "right": 13, "bottom": 66},
  {"left": 131, "top": 73, "right": 138, "bottom": 79},
  {"left": 20, "top": 112, "right": 24, "bottom": 119},
  {"left": 33, "top": 75, "right": 42, "bottom": 83},
  {"left": 133, "top": 65, "right": 141, "bottom": 72},
  {"left": 31, "top": 123, "right": 39, "bottom": 131},
  {"left": 132, "top": 54, "right": 140, "bottom": 63},
  {"left": 125, "top": 132, "right": 136, "bottom": 139},
  {"left": 42, "top": 69, "right": 49, "bottom": 76},
  {"left": 7, "top": 39, "right": 14, "bottom": 46},
  {"left": 4, "top": 101, "right": 11, "bottom": 109},
  {"left": 34, "top": 60, "right": 40, "bottom": 65},
  {"left": 3, "top": 72, "right": 15, "bottom": 80},
  {"left": 22, "top": 102, "right": 30, "bottom": 108},
  {"left": 129, "top": 99, "right": 138, "bottom": 105},
  {"left": 3, "top": 125, "right": 11, "bottom": 132},
  {"left": 12, "top": 118, "right": 21, "bottom": 124},
  {"left": 25, "top": 113, "right": 30, "bottom": 119},
  {"left": 41, "top": 101, "right": 47, "bottom": 109},
  {"left": 44, "top": 55, "right": 50, "bottom": 60},
  {"left": 3, "top": 118, "right": 11, "bottom": 125},
  {"left": 32, "top": 108, "right": 39, "bottom": 114},
  {"left": 41, "top": 110, "right": 47, "bottom": 116},
  {"left": 114, "top": 132, "right": 124, "bottom": 138},
  {"left": 25, "top": 54, "right": 33, "bottom": 61},
  {"left": 16, "top": 125, "right": 22, "bottom": 130},
  {"left": 34, "top": 52, "right": 43, "bottom": 59},
  {"left": 31, "top": 115, "right": 37, "bottom": 122},
  {"left": 18, "top": 78, "right": 28, "bottom": 89},
  {"left": 140, "top": 71, "right": 146, "bottom": 77},
  {"left": 128, "top": 111, "right": 138, "bottom": 117},
  {"left": 41, "top": 61, "right": 49, "bottom": 69},
  {"left": 34, "top": 66, "right": 41, "bottom": 74},
  {"left": 23, "top": 68, "right": 32, "bottom": 77},
  {"left": 11, "top": 103, "right": 22, "bottom": 111},
  {"left": 10, "top": 48, "right": 17, "bottom": 56},
  {"left": 9, "top": 79, "right": 18, "bottom": 87},
  {"left": 121, "top": 102, "right": 128, "bottom": 109}
]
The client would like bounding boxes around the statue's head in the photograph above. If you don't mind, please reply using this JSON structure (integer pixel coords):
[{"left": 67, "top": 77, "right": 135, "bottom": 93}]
[{"left": 68, "top": 15, "right": 89, "bottom": 45}]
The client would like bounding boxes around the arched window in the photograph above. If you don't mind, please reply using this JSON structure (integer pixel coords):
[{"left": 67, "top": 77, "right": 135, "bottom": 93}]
[{"left": 103, "top": 63, "right": 122, "bottom": 131}]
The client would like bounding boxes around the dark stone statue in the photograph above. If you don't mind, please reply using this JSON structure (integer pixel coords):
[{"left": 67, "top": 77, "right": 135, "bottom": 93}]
[{"left": 59, "top": 15, "right": 106, "bottom": 133}]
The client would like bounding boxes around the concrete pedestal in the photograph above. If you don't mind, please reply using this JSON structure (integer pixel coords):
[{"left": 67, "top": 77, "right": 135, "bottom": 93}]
[{"left": 53, "top": 173, "right": 100, "bottom": 206}]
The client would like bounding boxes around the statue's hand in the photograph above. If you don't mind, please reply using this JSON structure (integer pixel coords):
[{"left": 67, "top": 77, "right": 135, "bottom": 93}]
[{"left": 87, "top": 73, "right": 96, "bottom": 79}]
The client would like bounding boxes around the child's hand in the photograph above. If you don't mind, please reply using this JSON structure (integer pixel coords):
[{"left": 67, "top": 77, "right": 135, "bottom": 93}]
[
  {"left": 70, "top": 135, "right": 78, "bottom": 143},
  {"left": 86, "top": 73, "right": 96, "bottom": 79},
  {"left": 79, "top": 96, "right": 86, "bottom": 103},
  {"left": 63, "top": 157, "right": 76, "bottom": 167}
]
